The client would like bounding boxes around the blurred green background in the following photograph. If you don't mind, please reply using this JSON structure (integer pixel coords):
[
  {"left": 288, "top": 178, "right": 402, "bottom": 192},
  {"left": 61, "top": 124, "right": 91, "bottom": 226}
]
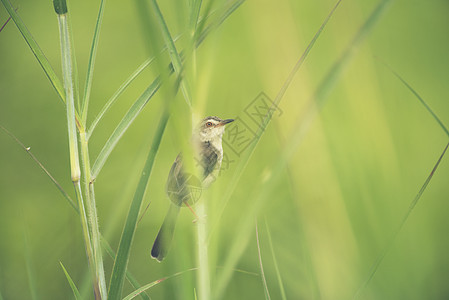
[{"left": 1, "top": 0, "right": 449, "bottom": 299}]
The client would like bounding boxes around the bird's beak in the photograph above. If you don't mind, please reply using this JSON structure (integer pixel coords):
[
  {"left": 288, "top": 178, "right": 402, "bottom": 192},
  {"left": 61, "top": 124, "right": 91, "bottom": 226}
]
[{"left": 220, "top": 119, "right": 234, "bottom": 126}]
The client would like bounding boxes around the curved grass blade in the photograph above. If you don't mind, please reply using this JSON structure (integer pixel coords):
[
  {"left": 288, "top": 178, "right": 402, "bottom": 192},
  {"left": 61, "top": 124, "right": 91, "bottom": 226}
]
[
  {"left": 149, "top": 0, "right": 192, "bottom": 107},
  {"left": 353, "top": 63, "right": 449, "bottom": 298},
  {"left": 60, "top": 262, "right": 82, "bottom": 300},
  {"left": 1, "top": 0, "right": 83, "bottom": 131},
  {"left": 87, "top": 34, "right": 182, "bottom": 140},
  {"left": 122, "top": 268, "right": 198, "bottom": 300},
  {"left": 196, "top": 0, "right": 245, "bottom": 47},
  {"left": 122, "top": 278, "right": 166, "bottom": 300},
  {"left": 0, "top": 125, "right": 78, "bottom": 212},
  {"left": 376, "top": 58, "right": 449, "bottom": 136},
  {"left": 0, "top": 9, "right": 14, "bottom": 32},
  {"left": 256, "top": 220, "right": 271, "bottom": 300},
  {"left": 107, "top": 112, "right": 169, "bottom": 300},
  {"left": 265, "top": 219, "right": 287, "bottom": 300},
  {"left": 214, "top": 0, "right": 394, "bottom": 297},
  {"left": 353, "top": 141, "right": 449, "bottom": 299},
  {"left": 1, "top": 0, "right": 63, "bottom": 103},
  {"left": 91, "top": 77, "right": 161, "bottom": 179},
  {"left": 87, "top": 57, "right": 154, "bottom": 140},
  {"left": 81, "top": 0, "right": 106, "bottom": 122}
]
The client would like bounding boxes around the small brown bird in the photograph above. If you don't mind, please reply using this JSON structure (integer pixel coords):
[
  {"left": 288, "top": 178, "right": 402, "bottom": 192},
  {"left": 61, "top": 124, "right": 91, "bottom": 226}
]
[{"left": 151, "top": 116, "right": 234, "bottom": 262}]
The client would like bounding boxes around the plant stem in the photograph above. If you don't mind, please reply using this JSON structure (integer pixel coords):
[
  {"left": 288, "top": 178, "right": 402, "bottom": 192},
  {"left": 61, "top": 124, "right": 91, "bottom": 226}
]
[
  {"left": 79, "top": 130, "right": 107, "bottom": 299},
  {"left": 73, "top": 182, "right": 100, "bottom": 299},
  {"left": 196, "top": 201, "right": 210, "bottom": 300}
]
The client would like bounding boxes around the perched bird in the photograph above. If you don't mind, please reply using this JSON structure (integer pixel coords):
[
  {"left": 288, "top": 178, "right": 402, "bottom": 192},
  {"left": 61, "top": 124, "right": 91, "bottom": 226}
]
[{"left": 151, "top": 116, "right": 234, "bottom": 262}]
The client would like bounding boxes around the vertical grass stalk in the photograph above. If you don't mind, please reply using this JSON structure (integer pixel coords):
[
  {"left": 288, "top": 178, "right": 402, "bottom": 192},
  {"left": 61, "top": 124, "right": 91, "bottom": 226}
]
[
  {"left": 80, "top": 130, "right": 108, "bottom": 299},
  {"left": 55, "top": 0, "right": 106, "bottom": 298},
  {"left": 196, "top": 201, "right": 210, "bottom": 300}
]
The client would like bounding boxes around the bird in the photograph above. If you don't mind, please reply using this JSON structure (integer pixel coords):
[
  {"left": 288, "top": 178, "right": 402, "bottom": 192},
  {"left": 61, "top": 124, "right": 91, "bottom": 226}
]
[{"left": 151, "top": 116, "right": 234, "bottom": 262}]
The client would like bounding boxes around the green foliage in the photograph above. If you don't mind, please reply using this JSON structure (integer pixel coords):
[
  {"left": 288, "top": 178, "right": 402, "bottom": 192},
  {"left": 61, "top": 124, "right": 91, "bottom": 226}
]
[
  {"left": 1, "top": 0, "right": 449, "bottom": 299},
  {"left": 60, "top": 262, "right": 82, "bottom": 300}
]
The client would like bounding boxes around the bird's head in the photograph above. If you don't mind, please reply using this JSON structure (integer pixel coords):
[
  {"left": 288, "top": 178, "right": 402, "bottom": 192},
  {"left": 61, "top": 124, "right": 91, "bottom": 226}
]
[{"left": 197, "top": 116, "right": 234, "bottom": 142}]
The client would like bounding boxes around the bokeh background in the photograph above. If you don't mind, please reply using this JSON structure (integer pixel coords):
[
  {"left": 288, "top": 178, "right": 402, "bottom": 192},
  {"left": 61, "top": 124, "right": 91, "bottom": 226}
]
[{"left": 1, "top": 0, "right": 449, "bottom": 299}]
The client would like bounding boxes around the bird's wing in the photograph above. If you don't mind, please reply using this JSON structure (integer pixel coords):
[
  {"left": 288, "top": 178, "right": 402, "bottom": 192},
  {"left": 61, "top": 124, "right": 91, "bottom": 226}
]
[
  {"left": 165, "top": 153, "right": 188, "bottom": 206},
  {"left": 201, "top": 142, "right": 218, "bottom": 178}
]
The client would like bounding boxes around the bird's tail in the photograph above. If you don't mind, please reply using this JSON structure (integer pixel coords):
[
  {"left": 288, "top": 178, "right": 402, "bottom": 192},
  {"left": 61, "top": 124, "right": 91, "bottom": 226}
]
[{"left": 151, "top": 203, "right": 181, "bottom": 262}]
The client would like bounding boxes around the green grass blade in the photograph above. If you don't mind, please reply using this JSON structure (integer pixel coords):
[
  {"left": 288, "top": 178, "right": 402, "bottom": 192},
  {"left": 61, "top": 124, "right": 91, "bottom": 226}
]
[
  {"left": 107, "top": 112, "right": 169, "bottom": 300},
  {"left": 1, "top": 0, "right": 64, "bottom": 104},
  {"left": 0, "top": 127, "right": 146, "bottom": 299},
  {"left": 91, "top": 77, "right": 161, "bottom": 179},
  {"left": 122, "top": 279, "right": 166, "bottom": 300},
  {"left": 101, "top": 238, "right": 150, "bottom": 300},
  {"left": 0, "top": 125, "right": 78, "bottom": 212},
  {"left": 0, "top": 9, "right": 13, "bottom": 32},
  {"left": 196, "top": 0, "right": 245, "bottom": 46},
  {"left": 87, "top": 56, "right": 154, "bottom": 139},
  {"left": 353, "top": 141, "right": 449, "bottom": 299},
  {"left": 214, "top": 0, "right": 394, "bottom": 297},
  {"left": 122, "top": 268, "right": 198, "bottom": 300},
  {"left": 59, "top": 262, "right": 82, "bottom": 300},
  {"left": 376, "top": 58, "right": 449, "bottom": 137},
  {"left": 87, "top": 34, "right": 182, "bottom": 139},
  {"left": 352, "top": 63, "right": 449, "bottom": 298},
  {"left": 255, "top": 221, "right": 271, "bottom": 300},
  {"left": 1, "top": 0, "right": 84, "bottom": 130},
  {"left": 265, "top": 220, "right": 287, "bottom": 300},
  {"left": 189, "top": 0, "right": 202, "bottom": 32},
  {"left": 149, "top": 0, "right": 193, "bottom": 107},
  {"left": 81, "top": 0, "right": 106, "bottom": 122}
]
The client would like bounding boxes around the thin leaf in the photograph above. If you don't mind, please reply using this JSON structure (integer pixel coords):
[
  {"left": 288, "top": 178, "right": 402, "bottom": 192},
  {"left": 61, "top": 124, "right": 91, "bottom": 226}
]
[
  {"left": 255, "top": 220, "right": 271, "bottom": 300},
  {"left": 107, "top": 112, "right": 169, "bottom": 300},
  {"left": 60, "top": 262, "right": 82, "bottom": 300},
  {"left": 122, "top": 268, "right": 198, "bottom": 300},
  {"left": 91, "top": 77, "right": 161, "bottom": 179},
  {"left": 352, "top": 62, "right": 449, "bottom": 298},
  {"left": 1, "top": 0, "right": 63, "bottom": 102},
  {"left": 122, "top": 279, "right": 166, "bottom": 300},
  {"left": 87, "top": 35, "right": 181, "bottom": 139},
  {"left": 87, "top": 56, "right": 154, "bottom": 140},
  {"left": 0, "top": 125, "right": 78, "bottom": 212},
  {"left": 353, "top": 141, "right": 449, "bottom": 299},
  {"left": 81, "top": 0, "right": 106, "bottom": 122},
  {"left": 101, "top": 238, "right": 151, "bottom": 300},
  {"left": 149, "top": 0, "right": 193, "bottom": 107},
  {"left": 0, "top": 8, "right": 14, "bottom": 32},
  {"left": 265, "top": 219, "right": 287, "bottom": 300},
  {"left": 196, "top": 0, "right": 245, "bottom": 46},
  {"left": 376, "top": 58, "right": 449, "bottom": 137},
  {"left": 0, "top": 0, "right": 83, "bottom": 131},
  {"left": 214, "top": 0, "right": 394, "bottom": 297}
]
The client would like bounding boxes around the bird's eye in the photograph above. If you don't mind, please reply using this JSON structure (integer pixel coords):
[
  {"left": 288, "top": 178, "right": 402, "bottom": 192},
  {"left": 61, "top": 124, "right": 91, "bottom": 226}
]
[{"left": 206, "top": 122, "right": 213, "bottom": 127}]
